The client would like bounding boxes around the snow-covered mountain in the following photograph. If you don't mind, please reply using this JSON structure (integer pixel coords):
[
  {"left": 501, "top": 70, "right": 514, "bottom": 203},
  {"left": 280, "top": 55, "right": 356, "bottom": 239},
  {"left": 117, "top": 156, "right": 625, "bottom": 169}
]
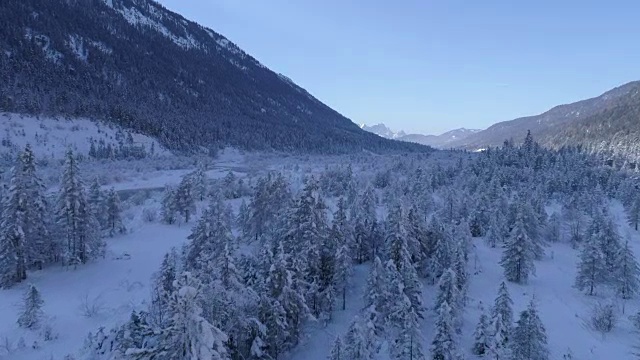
[
  {"left": 359, "top": 123, "right": 407, "bottom": 139},
  {"left": 360, "top": 123, "right": 481, "bottom": 148},
  {"left": 0, "top": 0, "right": 426, "bottom": 154}
]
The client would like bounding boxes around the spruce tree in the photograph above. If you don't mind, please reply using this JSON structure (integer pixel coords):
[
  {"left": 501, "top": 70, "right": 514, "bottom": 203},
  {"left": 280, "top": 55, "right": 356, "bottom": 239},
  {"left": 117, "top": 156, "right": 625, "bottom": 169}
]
[
  {"left": 343, "top": 318, "right": 372, "bottom": 360},
  {"left": 628, "top": 196, "right": 640, "bottom": 231},
  {"left": 88, "top": 178, "right": 107, "bottom": 230},
  {"left": 364, "top": 256, "right": 386, "bottom": 334},
  {"left": 105, "top": 188, "right": 124, "bottom": 236},
  {"left": 161, "top": 272, "right": 229, "bottom": 360},
  {"left": 161, "top": 185, "right": 178, "bottom": 224},
  {"left": 17, "top": 284, "right": 45, "bottom": 329},
  {"left": 56, "top": 150, "right": 104, "bottom": 266},
  {"left": 175, "top": 175, "right": 196, "bottom": 223},
  {"left": 574, "top": 224, "right": 607, "bottom": 296},
  {"left": 510, "top": 299, "right": 549, "bottom": 360},
  {"left": 329, "top": 336, "right": 344, "bottom": 360},
  {"left": 430, "top": 301, "right": 460, "bottom": 360},
  {"left": 434, "top": 269, "right": 460, "bottom": 327},
  {"left": 472, "top": 304, "right": 489, "bottom": 356},
  {"left": 615, "top": 240, "right": 640, "bottom": 300},
  {"left": 490, "top": 281, "right": 514, "bottom": 349},
  {"left": 501, "top": 212, "right": 536, "bottom": 284}
]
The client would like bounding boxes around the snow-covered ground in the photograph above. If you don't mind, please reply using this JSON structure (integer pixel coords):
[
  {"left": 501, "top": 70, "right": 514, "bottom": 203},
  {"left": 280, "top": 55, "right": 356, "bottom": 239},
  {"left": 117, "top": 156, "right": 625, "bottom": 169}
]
[
  {"left": 0, "top": 145, "right": 638, "bottom": 360},
  {"left": 0, "top": 112, "right": 171, "bottom": 160}
]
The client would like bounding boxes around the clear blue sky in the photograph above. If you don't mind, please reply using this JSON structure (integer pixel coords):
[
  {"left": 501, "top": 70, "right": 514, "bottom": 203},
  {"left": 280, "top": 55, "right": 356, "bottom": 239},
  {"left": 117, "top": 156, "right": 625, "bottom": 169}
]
[{"left": 156, "top": 0, "right": 640, "bottom": 135}]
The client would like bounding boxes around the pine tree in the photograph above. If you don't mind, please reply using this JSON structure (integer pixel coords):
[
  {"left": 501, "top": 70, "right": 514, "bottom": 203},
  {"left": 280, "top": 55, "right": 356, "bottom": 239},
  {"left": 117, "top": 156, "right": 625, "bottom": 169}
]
[
  {"left": 472, "top": 304, "right": 489, "bottom": 356},
  {"left": 88, "top": 178, "right": 107, "bottom": 230},
  {"left": 628, "top": 196, "right": 640, "bottom": 231},
  {"left": 184, "top": 195, "right": 233, "bottom": 281},
  {"left": 490, "top": 281, "right": 513, "bottom": 349},
  {"left": 237, "top": 199, "right": 250, "bottom": 239},
  {"left": 574, "top": 223, "right": 607, "bottom": 296},
  {"left": 56, "top": 150, "right": 104, "bottom": 266},
  {"left": 501, "top": 212, "right": 536, "bottom": 284},
  {"left": 17, "top": 284, "right": 44, "bottom": 329},
  {"left": 0, "top": 154, "right": 29, "bottom": 286},
  {"left": 391, "top": 297, "right": 425, "bottom": 360},
  {"left": 0, "top": 145, "right": 52, "bottom": 286},
  {"left": 329, "top": 336, "right": 344, "bottom": 360},
  {"left": 510, "top": 299, "right": 549, "bottom": 360},
  {"left": 333, "top": 197, "right": 353, "bottom": 311},
  {"left": 161, "top": 185, "right": 178, "bottom": 224},
  {"left": 364, "top": 256, "right": 386, "bottom": 334},
  {"left": 160, "top": 272, "right": 229, "bottom": 360},
  {"left": 434, "top": 269, "right": 460, "bottom": 328},
  {"left": 150, "top": 248, "right": 180, "bottom": 328},
  {"left": 615, "top": 240, "right": 640, "bottom": 300},
  {"left": 429, "top": 219, "right": 453, "bottom": 284},
  {"left": 191, "top": 165, "right": 208, "bottom": 201},
  {"left": 175, "top": 175, "right": 196, "bottom": 223},
  {"left": 343, "top": 318, "right": 372, "bottom": 360},
  {"left": 430, "top": 301, "right": 460, "bottom": 360},
  {"left": 105, "top": 188, "right": 125, "bottom": 236}
]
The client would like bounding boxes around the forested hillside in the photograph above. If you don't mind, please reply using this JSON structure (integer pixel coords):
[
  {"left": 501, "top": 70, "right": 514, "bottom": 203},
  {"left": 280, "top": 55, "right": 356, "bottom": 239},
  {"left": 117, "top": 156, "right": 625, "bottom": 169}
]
[{"left": 0, "top": 0, "right": 426, "bottom": 154}]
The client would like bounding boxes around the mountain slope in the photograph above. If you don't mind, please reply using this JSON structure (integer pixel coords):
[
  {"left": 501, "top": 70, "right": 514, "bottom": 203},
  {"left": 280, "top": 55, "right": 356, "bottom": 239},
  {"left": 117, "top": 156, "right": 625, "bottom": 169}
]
[
  {"left": 448, "top": 81, "right": 640, "bottom": 151},
  {"left": 0, "top": 0, "right": 427, "bottom": 154}
]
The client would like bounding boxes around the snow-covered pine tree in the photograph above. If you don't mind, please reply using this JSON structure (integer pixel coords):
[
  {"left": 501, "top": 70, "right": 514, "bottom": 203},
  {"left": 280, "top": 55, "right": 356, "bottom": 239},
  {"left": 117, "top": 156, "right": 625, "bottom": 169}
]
[
  {"left": 174, "top": 175, "right": 196, "bottom": 223},
  {"left": 615, "top": 240, "right": 640, "bottom": 301},
  {"left": 600, "top": 213, "right": 623, "bottom": 280},
  {"left": 546, "top": 212, "right": 562, "bottom": 243},
  {"left": 17, "top": 284, "right": 44, "bottom": 329},
  {"left": 88, "top": 178, "right": 107, "bottom": 230},
  {"left": 490, "top": 281, "right": 513, "bottom": 349},
  {"left": 105, "top": 188, "right": 125, "bottom": 236},
  {"left": 364, "top": 256, "right": 387, "bottom": 334},
  {"left": 343, "top": 317, "right": 372, "bottom": 360},
  {"left": 184, "top": 195, "right": 232, "bottom": 281},
  {"left": 150, "top": 248, "right": 180, "bottom": 328},
  {"left": 0, "top": 153, "right": 29, "bottom": 287},
  {"left": 628, "top": 195, "right": 640, "bottom": 231},
  {"left": 430, "top": 301, "right": 461, "bottom": 360},
  {"left": 500, "top": 210, "right": 536, "bottom": 284},
  {"left": 387, "top": 205, "right": 424, "bottom": 319},
  {"left": 161, "top": 185, "right": 178, "bottom": 224},
  {"left": 391, "top": 294, "right": 425, "bottom": 360},
  {"left": 56, "top": 150, "right": 104, "bottom": 266},
  {"left": 428, "top": 217, "right": 453, "bottom": 284},
  {"left": 20, "top": 145, "right": 51, "bottom": 270},
  {"left": 330, "top": 336, "right": 344, "bottom": 360},
  {"left": 472, "top": 303, "right": 489, "bottom": 356},
  {"left": 574, "top": 220, "right": 607, "bottom": 296},
  {"left": 331, "top": 197, "right": 353, "bottom": 311},
  {"left": 158, "top": 272, "right": 229, "bottom": 360},
  {"left": 191, "top": 164, "right": 208, "bottom": 201},
  {"left": 237, "top": 199, "right": 250, "bottom": 239},
  {"left": 452, "top": 243, "right": 469, "bottom": 307},
  {"left": 510, "top": 299, "right": 549, "bottom": 360},
  {"left": 434, "top": 268, "right": 461, "bottom": 332}
]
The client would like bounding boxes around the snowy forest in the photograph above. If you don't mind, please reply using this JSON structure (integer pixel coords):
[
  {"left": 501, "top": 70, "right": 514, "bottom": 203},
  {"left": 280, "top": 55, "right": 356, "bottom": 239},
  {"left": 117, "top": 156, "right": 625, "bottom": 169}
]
[{"left": 2, "top": 132, "right": 640, "bottom": 359}]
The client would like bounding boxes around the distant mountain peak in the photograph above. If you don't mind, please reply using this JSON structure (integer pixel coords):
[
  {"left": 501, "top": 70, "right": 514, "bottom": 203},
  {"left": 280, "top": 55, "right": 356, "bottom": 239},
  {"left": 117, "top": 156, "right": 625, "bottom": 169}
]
[{"left": 360, "top": 123, "right": 482, "bottom": 148}]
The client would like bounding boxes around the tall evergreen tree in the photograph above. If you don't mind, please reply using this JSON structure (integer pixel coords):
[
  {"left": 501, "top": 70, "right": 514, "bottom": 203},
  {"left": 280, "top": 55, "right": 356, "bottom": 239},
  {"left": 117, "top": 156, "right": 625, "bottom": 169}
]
[
  {"left": 430, "top": 301, "right": 461, "bottom": 360},
  {"left": 88, "top": 178, "right": 107, "bottom": 230},
  {"left": 105, "top": 188, "right": 125, "bottom": 236},
  {"left": 174, "top": 175, "right": 196, "bottom": 223},
  {"left": 17, "top": 284, "right": 44, "bottom": 329},
  {"left": 574, "top": 222, "right": 607, "bottom": 296},
  {"left": 490, "top": 281, "right": 514, "bottom": 349},
  {"left": 615, "top": 240, "right": 640, "bottom": 300},
  {"left": 501, "top": 211, "right": 536, "bottom": 284},
  {"left": 510, "top": 299, "right": 549, "bottom": 360},
  {"left": 329, "top": 336, "right": 344, "bottom": 360},
  {"left": 161, "top": 185, "right": 178, "bottom": 225},
  {"left": 56, "top": 150, "right": 104, "bottom": 266},
  {"left": 343, "top": 318, "right": 372, "bottom": 360},
  {"left": 472, "top": 304, "right": 490, "bottom": 356}
]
